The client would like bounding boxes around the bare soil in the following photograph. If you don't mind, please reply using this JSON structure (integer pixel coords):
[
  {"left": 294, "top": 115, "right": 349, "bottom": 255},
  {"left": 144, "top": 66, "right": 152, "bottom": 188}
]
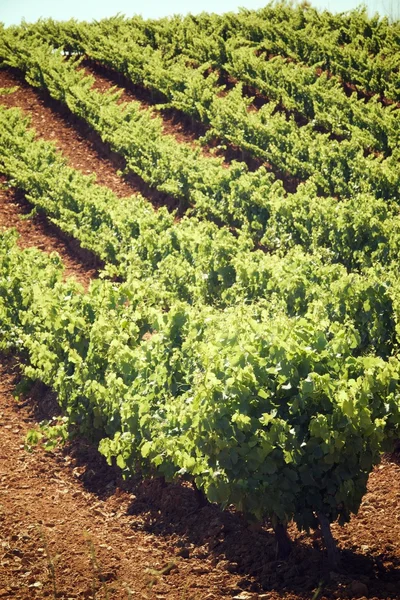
[{"left": 0, "top": 176, "right": 97, "bottom": 289}]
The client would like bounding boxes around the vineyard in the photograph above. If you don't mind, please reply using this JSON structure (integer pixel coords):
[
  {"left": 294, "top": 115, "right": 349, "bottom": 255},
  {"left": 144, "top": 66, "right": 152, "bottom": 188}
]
[{"left": 0, "top": 3, "right": 399, "bottom": 598}]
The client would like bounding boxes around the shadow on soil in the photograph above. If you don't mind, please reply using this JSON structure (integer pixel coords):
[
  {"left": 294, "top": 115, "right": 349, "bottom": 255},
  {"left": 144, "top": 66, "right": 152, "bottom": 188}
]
[{"left": 7, "top": 358, "right": 400, "bottom": 600}]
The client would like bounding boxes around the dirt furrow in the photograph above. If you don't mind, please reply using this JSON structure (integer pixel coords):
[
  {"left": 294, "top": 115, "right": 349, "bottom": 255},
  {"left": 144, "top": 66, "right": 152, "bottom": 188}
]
[
  {"left": 0, "top": 70, "right": 135, "bottom": 199},
  {"left": 83, "top": 60, "right": 271, "bottom": 172},
  {"left": 0, "top": 69, "right": 178, "bottom": 212},
  {"left": 0, "top": 68, "right": 176, "bottom": 286},
  {"left": 81, "top": 60, "right": 216, "bottom": 155},
  {"left": 0, "top": 177, "right": 97, "bottom": 289}
]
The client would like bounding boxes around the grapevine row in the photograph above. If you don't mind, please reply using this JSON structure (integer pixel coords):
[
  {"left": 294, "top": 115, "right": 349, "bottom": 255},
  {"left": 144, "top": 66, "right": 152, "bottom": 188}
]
[
  {"left": 9, "top": 27, "right": 400, "bottom": 204},
  {"left": 32, "top": 16, "right": 398, "bottom": 156},
  {"left": 2, "top": 103, "right": 400, "bottom": 291},
  {"left": 2, "top": 229, "right": 400, "bottom": 565},
  {"left": 127, "top": 5, "right": 400, "bottom": 101}
]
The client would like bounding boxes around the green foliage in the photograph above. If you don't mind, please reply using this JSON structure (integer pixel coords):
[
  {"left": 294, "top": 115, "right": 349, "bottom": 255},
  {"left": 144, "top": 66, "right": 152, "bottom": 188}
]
[
  {"left": 0, "top": 85, "right": 19, "bottom": 95},
  {"left": 1, "top": 28, "right": 399, "bottom": 236},
  {"left": 25, "top": 416, "right": 69, "bottom": 452},
  {"left": 20, "top": 18, "right": 399, "bottom": 201},
  {"left": 1, "top": 232, "right": 400, "bottom": 535},
  {"left": 0, "top": 3, "right": 399, "bottom": 554}
]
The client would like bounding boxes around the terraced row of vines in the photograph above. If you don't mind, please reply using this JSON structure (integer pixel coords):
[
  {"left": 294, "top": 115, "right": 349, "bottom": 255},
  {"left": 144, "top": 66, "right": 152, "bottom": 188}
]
[{"left": 0, "top": 1, "right": 399, "bottom": 584}]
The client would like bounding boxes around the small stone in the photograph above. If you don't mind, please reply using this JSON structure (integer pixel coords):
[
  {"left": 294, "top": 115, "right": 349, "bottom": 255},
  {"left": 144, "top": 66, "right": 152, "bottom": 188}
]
[
  {"left": 29, "top": 581, "right": 43, "bottom": 589},
  {"left": 232, "top": 593, "right": 257, "bottom": 600},
  {"left": 192, "top": 565, "right": 209, "bottom": 574},
  {"left": 350, "top": 581, "right": 368, "bottom": 597},
  {"left": 99, "top": 569, "right": 116, "bottom": 582},
  {"left": 193, "top": 549, "right": 209, "bottom": 559}
]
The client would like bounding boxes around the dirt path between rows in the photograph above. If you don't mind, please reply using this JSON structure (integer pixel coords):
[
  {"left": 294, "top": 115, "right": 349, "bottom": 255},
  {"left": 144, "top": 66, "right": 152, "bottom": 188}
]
[
  {"left": 0, "top": 176, "right": 97, "bottom": 289},
  {"left": 81, "top": 61, "right": 212, "bottom": 152},
  {"left": 0, "top": 69, "right": 180, "bottom": 213},
  {"left": 0, "top": 70, "right": 136, "bottom": 201},
  {"left": 0, "top": 359, "right": 247, "bottom": 600},
  {"left": 81, "top": 61, "right": 276, "bottom": 178}
]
